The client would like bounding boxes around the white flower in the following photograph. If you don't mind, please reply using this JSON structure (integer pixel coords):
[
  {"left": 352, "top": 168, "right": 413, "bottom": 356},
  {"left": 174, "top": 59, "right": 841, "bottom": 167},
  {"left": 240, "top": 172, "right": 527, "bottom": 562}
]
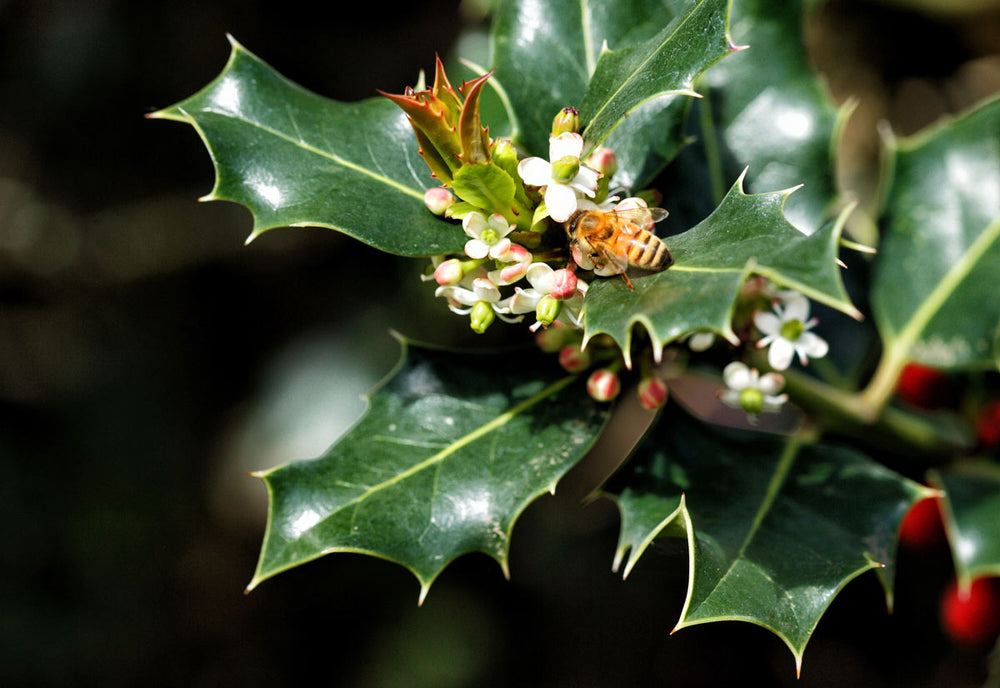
[
  {"left": 720, "top": 361, "right": 788, "bottom": 417},
  {"left": 508, "top": 263, "right": 588, "bottom": 327},
  {"left": 517, "top": 132, "right": 600, "bottom": 222},
  {"left": 685, "top": 331, "right": 717, "bottom": 352},
  {"left": 753, "top": 291, "right": 829, "bottom": 370},
  {"left": 434, "top": 274, "right": 522, "bottom": 323},
  {"left": 462, "top": 212, "right": 515, "bottom": 260}
]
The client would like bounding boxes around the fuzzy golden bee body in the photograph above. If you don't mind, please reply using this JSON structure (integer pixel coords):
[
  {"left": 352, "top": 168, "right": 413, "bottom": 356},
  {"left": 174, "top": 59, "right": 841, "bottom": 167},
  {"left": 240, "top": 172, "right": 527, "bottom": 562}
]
[{"left": 566, "top": 206, "right": 672, "bottom": 290}]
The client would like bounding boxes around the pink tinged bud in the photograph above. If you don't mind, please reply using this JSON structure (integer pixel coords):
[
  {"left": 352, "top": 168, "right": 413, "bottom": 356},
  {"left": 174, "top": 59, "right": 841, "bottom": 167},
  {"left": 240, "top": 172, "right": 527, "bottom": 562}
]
[
  {"left": 535, "top": 295, "right": 562, "bottom": 327},
  {"left": 585, "top": 147, "right": 618, "bottom": 177},
  {"left": 637, "top": 377, "right": 669, "bottom": 410},
  {"left": 433, "top": 258, "right": 464, "bottom": 286},
  {"left": 549, "top": 269, "right": 578, "bottom": 300},
  {"left": 535, "top": 323, "right": 575, "bottom": 353},
  {"left": 470, "top": 300, "right": 495, "bottom": 334},
  {"left": 423, "top": 187, "right": 456, "bottom": 215},
  {"left": 587, "top": 368, "right": 621, "bottom": 402},
  {"left": 551, "top": 107, "right": 580, "bottom": 136},
  {"left": 558, "top": 344, "right": 592, "bottom": 372},
  {"left": 498, "top": 260, "right": 529, "bottom": 284}
]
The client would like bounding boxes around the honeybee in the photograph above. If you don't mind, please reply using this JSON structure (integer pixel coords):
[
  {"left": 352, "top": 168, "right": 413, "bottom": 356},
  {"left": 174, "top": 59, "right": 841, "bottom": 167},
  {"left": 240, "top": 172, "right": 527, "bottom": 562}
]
[{"left": 566, "top": 205, "right": 672, "bottom": 290}]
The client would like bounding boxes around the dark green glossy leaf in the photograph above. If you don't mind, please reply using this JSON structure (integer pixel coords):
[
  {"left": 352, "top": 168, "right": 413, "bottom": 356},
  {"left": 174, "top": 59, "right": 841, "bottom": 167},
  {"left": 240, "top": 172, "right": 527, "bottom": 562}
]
[
  {"left": 249, "top": 338, "right": 610, "bottom": 598},
  {"left": 698, "top": 0, "right": 845, "bottom": 233},
  {"left": 582, "top": 174, "right": 859, "bottom": 364},
  {"left": 870, "top": 95, "right": 1000, "bottom": 373},
  {"left": 150, "top": 36, "right": 465, "bottom": 256},
  {"left": 605, "top": 403, "right": 925, "bottom": 671},
  {"left": 579, "top": 0, "right": 735, "bottom": 157},
  {"left": 931, "top": 461, "right": 1000, "bottom": 587},
  {"left": 490, "top": 0, "right": 710, "bottom": 167}
]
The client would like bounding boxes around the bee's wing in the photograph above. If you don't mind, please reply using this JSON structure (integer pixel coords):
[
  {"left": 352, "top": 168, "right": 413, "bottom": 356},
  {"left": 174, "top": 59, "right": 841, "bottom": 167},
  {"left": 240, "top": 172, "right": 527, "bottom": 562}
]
[{"left": 609, "top": 206, "right": 669, "bottom": 228}]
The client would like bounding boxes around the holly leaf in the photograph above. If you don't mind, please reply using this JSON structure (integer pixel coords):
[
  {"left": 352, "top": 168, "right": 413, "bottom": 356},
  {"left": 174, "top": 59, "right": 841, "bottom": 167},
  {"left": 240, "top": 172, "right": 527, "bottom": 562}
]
[
  {"left": 248, "top": 338, "right": 610, "bottom": 599},
  {"left": 581, "top": 173, "right": 860, "bottom": 364},
  {"left": 931, "top": 461, "right": 1000, "bottom": 588},
  {"left": 579, "top": 0, "right": 736, "bottom": 156},
  {"left": 604, "top": 402, "right": 925, "bottom": 673},
  {"left": 490, "top": 0, "right": 691, "bottom": 159},
  {"left": 870, "top": 95, "right": 1000, "bottom": 373},
  {"left": 149, "top": 36, "right": 465, "bottom": 257},
  {"left": 697, "top": 0, "right": 847, "bottom": 233}
]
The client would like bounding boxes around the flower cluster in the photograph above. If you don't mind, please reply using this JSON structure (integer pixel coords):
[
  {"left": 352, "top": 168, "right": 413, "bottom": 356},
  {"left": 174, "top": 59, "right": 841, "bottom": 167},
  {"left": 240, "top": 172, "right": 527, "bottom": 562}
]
[{"left": 387, "top": 61, "right": 834, "bottom": 415}]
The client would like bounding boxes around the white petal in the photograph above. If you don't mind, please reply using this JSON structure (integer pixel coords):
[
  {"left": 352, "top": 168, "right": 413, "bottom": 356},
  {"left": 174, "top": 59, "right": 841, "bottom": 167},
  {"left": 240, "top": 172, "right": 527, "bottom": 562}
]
[
  {"left": 688, "top": 332, "right": 716, "bottom": 352},
  {"left": 797, "top": 332, "right": 829, "bottom": 361},
  {"left": 754, "top": 310, "right": 782, "bottom": 335},
  {"left": 464, "top": 238, "right": 490, "bottom": 260},
  {"left": 462, "top": 212, "right": 488, "bottom": 239},
  {"left": 517, "top": 157, "right": 553, "bottom": 186},
  {"left": 508, "top": 288, "right": 542, "bottom": 314},
  {"left": 488, "top": 237, "right": 512, "bottom": 260},
  {"left": 435, "top": 285, "right": 478, "bottom": 306},
  {"left": 761, "top": 393, "right": 789, "bottom": 411},
  {"left": 525, "top": 262, "right": 555, "bottom": 292},
  {"left": 488, "top": 213, "right": 513, "bottom": 237},
  {"left": 757, "top": 372, "right": 786, "bottom": 395},
  {"left": 723, "top": 361, "right": 752, "bottom": 390},
  {"left": 570, "top": 167, "right": 600, "bottom": 196},
  {"left": 720, "top": 390, "right": 743, "bottom": 408},
  {"left": 472, "top": 277, "right": 501, "bottom": 302},
  {"left": 549, "top": 132, "right": 584, "bottom": 160},
  {"left": 767, "top": 338, "right": 795, "bottom": 370},
  {"left": 782, "top": 292, "right": 811, "bottom": 322},
  {"left": 545, "top": 183, "right": 579, "bottom": 222}
]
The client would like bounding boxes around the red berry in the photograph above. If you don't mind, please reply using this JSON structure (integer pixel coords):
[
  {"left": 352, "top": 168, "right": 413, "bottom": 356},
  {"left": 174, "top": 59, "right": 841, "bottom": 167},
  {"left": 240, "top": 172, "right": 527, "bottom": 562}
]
[
  {"left": 940, "top": 577, "right": 1000, "bottom": 646},
  {"left": 895, "top": 363, "right": 956, "bottom": 409},
  {"left": 898, "top": 497, "right": 946, "bottom": 549},
  {"left": 975, "top": 400, "right": 1000, "bottom": 448}
]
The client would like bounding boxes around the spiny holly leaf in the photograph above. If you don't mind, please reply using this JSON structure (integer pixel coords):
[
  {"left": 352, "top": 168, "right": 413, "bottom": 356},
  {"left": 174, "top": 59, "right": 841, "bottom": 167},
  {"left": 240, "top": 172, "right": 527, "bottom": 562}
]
[
  {"left": 870, "top": 95, "right": 1000, "bottom": 374},
  {"left": 930, "top": 461, "right": 1000, "bottom": 589},
  {"left": 582, "top": 173, "right": 860, "bottom": 364},
  {"left": 604, "top": 402, "right": 925, "bottom": 674},
  {"left": 491, "top": 0, "right": 690, "bottom": 159},
  {"left": 579, "top": 0, "right": 737, "bottom": 157},
  {"left": 248, "top": 338, "right": 609, "bottom": 599},
  {"left": 149, "top": 36, "right": 465, "bottom": 257},
  {"left": 696, "top": 0, "right": 847, "bottom": 233}
]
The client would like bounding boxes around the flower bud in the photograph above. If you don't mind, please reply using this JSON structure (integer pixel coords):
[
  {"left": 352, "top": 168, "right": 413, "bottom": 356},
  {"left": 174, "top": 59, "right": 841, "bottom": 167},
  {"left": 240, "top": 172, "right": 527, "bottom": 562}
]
[
  {"left": 423, "top": 187, "right": 456, "bottom": 215},
  {"left": 585, "top": 147, "right": 618, "bottom": 178},
  {"left": 551, "top": 107, "right": 580, "bottom": 136},
  {"left": 470, "top": 301, "right": 495, "bottom": 334},
  {"left": 549, "top": 268, "right": 578, "bottom": 300},
  {"left": 491, "top": 138, "right": 519, "bottom": 167},
  {"left": 637, "top": 377, "right": 668, "bottom": 410},
  {"left": 558, "top": 343, "right": 591, "bottom": 372},
  {"left": 587, "top": 368, "right": 621, "bottom": 402},
  {"left": 739, "top": 387, "right": 765, "bottom": 416},
  {"left": 433, "top": 258, "right": 464, "bottom": 286},
  {"left": 550, "top": 155, "right": 581, "bottom": 184},
  {"left": 535, "top": 323, "right": 576, "bottom": 353},
  {"left": 535, "top": 295, "right": 562, "bottom": 327}
]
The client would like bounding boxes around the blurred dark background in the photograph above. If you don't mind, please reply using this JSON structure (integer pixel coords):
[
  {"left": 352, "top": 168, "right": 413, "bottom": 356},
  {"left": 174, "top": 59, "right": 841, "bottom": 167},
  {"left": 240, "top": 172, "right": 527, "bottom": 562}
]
[{"left": 1, "top": 0, "right": 999, "bottom": 685}]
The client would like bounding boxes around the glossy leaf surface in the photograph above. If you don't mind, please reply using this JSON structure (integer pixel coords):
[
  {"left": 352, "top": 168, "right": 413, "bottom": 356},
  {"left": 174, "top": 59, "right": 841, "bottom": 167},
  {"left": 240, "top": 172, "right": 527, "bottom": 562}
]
[
  {"left": 490, "top": 0, "right": 689, "bottom": 159},
  {"left": 249, "top": 339, "right": 609, "bottom": 598},
  {"left": 582, "top": 174, "right": 859, "bottom": 363},
  {"left": 871, "top": 96, "right": 1000, "bottom": 371},
  {"left": 606, "top": 403, "right": 924, "bottom": 670},
  {"left": 151, "top": 37, "right": 465, "bottom": 256},
  {"left": 931, "top": 461, "right": 1000, "bottom": 587},
  {"left": 698, "top": 0, "right": 844, "bottom": 233}
]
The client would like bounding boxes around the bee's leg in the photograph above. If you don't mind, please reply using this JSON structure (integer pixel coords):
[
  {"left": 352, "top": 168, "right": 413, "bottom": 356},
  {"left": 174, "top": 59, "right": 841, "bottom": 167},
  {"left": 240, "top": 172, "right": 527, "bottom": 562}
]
[{"left": 620, "top": 272, "right": 634, "bottom": 291}]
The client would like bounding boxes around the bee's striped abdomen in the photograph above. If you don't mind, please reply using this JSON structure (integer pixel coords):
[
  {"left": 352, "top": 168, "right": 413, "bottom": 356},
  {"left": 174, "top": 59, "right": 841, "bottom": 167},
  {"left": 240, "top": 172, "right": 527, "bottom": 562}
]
[{"left": 626, "top": 232, "right": 673, "bottom": 270}]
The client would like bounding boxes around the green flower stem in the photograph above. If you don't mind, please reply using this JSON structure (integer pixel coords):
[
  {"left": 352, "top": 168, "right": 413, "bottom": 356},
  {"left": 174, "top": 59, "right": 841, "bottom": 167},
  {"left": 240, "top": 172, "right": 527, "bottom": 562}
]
[
  {"left": 780, "top": 366, "right": 970, "bottom": 460},
  {"left": 696, "top": 82, "right": 726, "bottom": 205}
]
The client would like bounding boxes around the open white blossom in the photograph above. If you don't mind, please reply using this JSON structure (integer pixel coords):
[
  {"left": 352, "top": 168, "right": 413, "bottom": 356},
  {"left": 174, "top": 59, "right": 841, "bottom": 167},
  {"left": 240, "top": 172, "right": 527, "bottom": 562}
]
[
  {"left": 517, "top": 132, "right": 600, "bottom": 222},
  {"left": 720, "top": 361, "right": 788, "bottom": 417},
  {"left": 754, "top": 291, "right": 829, "bottom": 370}
]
